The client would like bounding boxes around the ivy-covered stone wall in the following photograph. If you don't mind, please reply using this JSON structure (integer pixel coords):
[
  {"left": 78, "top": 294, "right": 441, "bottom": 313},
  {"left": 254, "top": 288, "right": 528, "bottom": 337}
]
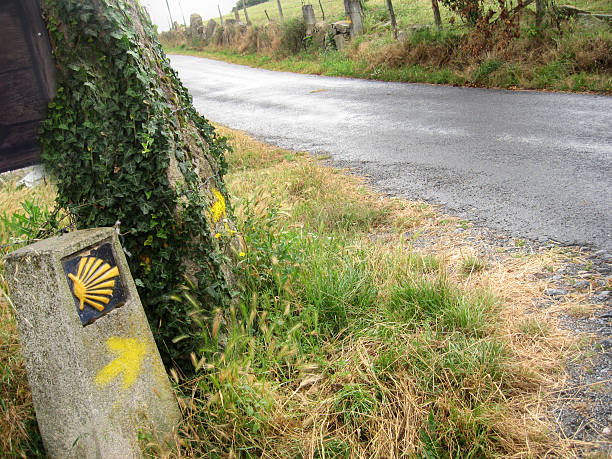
[{"left": 39, "top": 0, "right": 242, "bottom": 372}]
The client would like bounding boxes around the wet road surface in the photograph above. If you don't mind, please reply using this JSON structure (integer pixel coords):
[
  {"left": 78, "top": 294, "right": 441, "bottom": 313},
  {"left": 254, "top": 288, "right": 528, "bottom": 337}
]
[{"left": 170, "top": 55, "right": 612, "bottom": 251}]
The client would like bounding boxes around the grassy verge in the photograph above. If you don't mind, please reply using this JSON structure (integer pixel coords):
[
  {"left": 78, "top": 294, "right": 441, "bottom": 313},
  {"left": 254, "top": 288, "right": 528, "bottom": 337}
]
[
  {"left": 0, "top": 174, "right": 55, "bottom": 456},
  {"left": 166, "top": 45, "right": 472, "bottom": 85},
  {"left": 0, "top": 128, "right": 600, "bottom": 456},
  {"left": 165, "top": 126, "right": 587, "bottom": 456},
  {"left": 166, "top": 23, "right": 612, "bottom": 93},
  {"left": 164, "top": 0, "right": 612, "bottom": 93}
]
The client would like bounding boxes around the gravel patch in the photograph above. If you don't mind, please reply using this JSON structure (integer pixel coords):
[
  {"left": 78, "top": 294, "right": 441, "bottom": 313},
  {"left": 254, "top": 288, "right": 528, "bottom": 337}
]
[
  {"left": 551, "top": 252, "right": 611, "bottom": 457},
  {"left": 460, "top": 235, "right": 610, "bottom": 455},
  {"left": 458, "top": 232, "right": 610, "bottom": 455},
  {"left": 461, "top": 230, "right": 612, "bottom": 456}
]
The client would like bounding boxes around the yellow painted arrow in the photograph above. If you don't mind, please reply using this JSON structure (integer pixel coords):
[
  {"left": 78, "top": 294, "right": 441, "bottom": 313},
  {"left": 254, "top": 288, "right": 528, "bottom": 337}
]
[{"left": 95, "top": 337, "right": 147, "bottom": 390}]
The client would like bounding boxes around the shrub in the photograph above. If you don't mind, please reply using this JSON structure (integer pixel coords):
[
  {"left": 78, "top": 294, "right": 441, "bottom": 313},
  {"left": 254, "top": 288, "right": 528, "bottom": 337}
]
[
  {"left": 279, "top": 19, "right": 307, "bottom": 55},
  {"left": 440, "top": 0, "right": 484, "bottom": 25}
]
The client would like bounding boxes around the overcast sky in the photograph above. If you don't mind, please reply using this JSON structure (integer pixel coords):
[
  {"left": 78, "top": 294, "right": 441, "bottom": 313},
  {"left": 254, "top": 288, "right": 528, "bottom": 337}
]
[{"left": 141, "top": 0, "right": 238, "bottom": 31}]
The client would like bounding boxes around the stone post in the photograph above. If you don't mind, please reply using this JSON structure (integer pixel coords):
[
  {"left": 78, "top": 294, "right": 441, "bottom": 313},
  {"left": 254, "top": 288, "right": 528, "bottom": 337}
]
[
  {"left": 344, "top": 0, "right": 363, "bottom": 38},
  {"left": 302, "top": 4, "right": 316, "bottom": 35},
  {"left": 241, "top": 0, "right": 251, "bottom": 24},
  {"left": 190, "top": 13, "right": 204, "bottom": 38},
  {"left": 4, "top": 228, "right": 181, "bottom": 458},
  {"left": 536, "top": 0, "right": 545, "bottom": 26},
  {"left": 432, "top": 0, "right": 442, "bottom": 30},
  {"left": 386, "top": 0, "right": 397, "bottom": 38},
  {"left": 206, "top": 19, "right": 218, "bottom": 40}
]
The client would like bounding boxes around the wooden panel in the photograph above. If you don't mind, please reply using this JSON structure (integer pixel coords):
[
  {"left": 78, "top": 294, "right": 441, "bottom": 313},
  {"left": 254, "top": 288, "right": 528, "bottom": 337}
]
[
  {"left": 0, "top": 0, "right": 57, "bottom": 173},
  {"left": 0, "top": 69, "right": 43, "bottom": 124},
  {"left": 0, "top": 122, "right": 40, "bottom": 173},
  {"left": 0, "top": 3, "right": 32, "bottom": 74},
  {"left": 19, "top": 0, "right": 57, "bottom": 99}
]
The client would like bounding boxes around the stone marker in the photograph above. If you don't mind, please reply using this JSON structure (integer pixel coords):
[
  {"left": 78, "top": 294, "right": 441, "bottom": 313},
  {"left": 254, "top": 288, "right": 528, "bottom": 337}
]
[
  {"left": 190, "top": 13, "right": 204, "bottom": 38},
  {"left": 205, "top": 19, "right": 218, "bottom": 40},
  {"left": 302, "top": 4, "right": 316, "bottom": 35},
  {"left": 343, "top": 0, "right": 363, "bottom": 38},
  {"left": 4, "top": 227, "right": 181, "bottom": 458}
]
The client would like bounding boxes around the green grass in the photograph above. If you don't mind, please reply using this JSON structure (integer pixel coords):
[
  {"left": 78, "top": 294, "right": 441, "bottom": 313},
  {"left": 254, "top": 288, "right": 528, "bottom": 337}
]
[
  {"left": 0, "top": 128, "right": 577, "bottom": 457},
  {"left": 166, "top": 34, "right": 611, "bottom": 92},
  {"left": 149, "top": 125, "right": 571, "bottom": 456},
  {"left": 386, "top": 276, "right": 497, "bottom": 336},
  {"left": 461, "top": 255, "right": 488, "bottom": 276},
  {"left": 164, "top": 0, "right": 612, "bottom": 93},
  {"left": 0, "top": 174, "right": 48, "bottom": 456},
  {"left": 167, "top": 45, "right": 472, "bottom": 85}
]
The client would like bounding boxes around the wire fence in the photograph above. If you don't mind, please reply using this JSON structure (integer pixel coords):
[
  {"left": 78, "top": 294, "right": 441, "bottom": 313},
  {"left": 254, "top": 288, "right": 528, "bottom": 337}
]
[
  {"left": 213, "top": 0, "right": 610, "bottom": 32},
  {"left": 231, "top": 0, "right": 341, "bottom": 25},
  {"left": 221, "top": 0, "right": 453, "bottom": 31}
]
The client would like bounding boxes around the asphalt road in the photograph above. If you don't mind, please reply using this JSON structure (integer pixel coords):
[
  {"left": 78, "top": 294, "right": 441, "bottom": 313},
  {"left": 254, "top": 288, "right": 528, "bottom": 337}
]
[{"left": 170, "top": 55, "right": 612, "bottom": 251}]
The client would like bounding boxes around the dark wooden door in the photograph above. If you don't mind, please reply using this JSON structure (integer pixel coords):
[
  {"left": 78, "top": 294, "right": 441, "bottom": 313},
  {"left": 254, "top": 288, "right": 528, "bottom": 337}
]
[{"left": 0, "top": 0, "right": 56, "bottom": 173}]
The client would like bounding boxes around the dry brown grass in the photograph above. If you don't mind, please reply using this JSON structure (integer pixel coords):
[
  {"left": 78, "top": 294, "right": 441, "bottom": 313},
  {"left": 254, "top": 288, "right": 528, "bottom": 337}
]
[
  {"left": 0, "top": 129, "right": 602, "bottom": 457},
  {"left": 0, "top": 172, "right": 56, "bottom": 224},
  {"left": 0, "top": 284, "right": 40, "bottom": 456},
  {"left": 0, "top": 171, "right": 55, "bottom": 456},
  {"left": 148, "top": 125, "right": 601, "bottom": 457},
  {"left": 178, "top": 22, "right": 285, "bottom": 55},
  {"left": 365, "top": 37, "right": 461, "bottom": 70}
]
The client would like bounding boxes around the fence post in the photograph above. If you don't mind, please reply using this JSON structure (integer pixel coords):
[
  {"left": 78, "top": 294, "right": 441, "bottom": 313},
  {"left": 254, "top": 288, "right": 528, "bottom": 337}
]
[
  {"left": 536, "top": 0, "right": 545, "bottom": 26},
  {"left": 303, "top": 4, "right": 316, "bottom": 34},
  {"left": 344, "top": 0, "right": 363, "bottom": 38},
  {"left": 386, "top": 0, "right": 397, "bottom": 38},
  {"left": 233, "top": 7, "right": 240, "bottom": 21},
  {"left": 432, "top": 0, "right": 442, "bottom": 30},
  {"left": 276, "top": 0, "right": 285, "bottom": 22},
  {"left": 179, "top": 0, "right": 187, "bottom": 27},
  {"left": 164, "top": 0, "right": 174, "bottom": 29},
  {"left": 318, "top": 0, "right": 326, "bottom": 20},
  {"left": 218, "top": 4, "right": 224, "bottom": 26},
  {"left": 241, "top": 0, "right": 251, "bottom": 24},
  {"left": 265, "top": 9, "right": 271, "bottom": 22}
]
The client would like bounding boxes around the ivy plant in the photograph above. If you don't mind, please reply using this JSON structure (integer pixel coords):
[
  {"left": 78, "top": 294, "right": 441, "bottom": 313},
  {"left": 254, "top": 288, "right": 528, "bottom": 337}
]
[{"left": 39, "top": 0, "right": 239, "bottom": 373}]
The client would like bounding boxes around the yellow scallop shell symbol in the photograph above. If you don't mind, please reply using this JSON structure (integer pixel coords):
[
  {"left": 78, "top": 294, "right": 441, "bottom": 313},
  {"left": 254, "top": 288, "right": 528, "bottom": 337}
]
[{"left": 68, "top": 257, "right": 120, "bottom": 312}]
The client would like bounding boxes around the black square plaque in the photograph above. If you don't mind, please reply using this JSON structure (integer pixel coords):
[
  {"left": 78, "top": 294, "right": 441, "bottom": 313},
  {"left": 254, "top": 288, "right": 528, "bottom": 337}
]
[{"left": 63, "top": 242, "right": 126, "bottom": 325}]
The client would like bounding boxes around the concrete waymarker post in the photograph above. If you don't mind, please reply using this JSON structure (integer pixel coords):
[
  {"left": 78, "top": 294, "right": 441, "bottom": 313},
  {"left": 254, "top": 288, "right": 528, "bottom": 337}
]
[
  {"left": 344, "top": 0, "right": 363, "bottom": 38},
  {"left": 302, "top": 4, "right": 316, "bottom": 35},
  {"left": 4, "top": 227, "right": 181, "bottom": 458}
]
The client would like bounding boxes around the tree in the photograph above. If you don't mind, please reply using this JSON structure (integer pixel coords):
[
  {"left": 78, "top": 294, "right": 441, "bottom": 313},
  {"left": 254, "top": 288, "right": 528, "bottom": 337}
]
[{"left": 39, "top": 0, "right": 243, "bottom": 373}]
